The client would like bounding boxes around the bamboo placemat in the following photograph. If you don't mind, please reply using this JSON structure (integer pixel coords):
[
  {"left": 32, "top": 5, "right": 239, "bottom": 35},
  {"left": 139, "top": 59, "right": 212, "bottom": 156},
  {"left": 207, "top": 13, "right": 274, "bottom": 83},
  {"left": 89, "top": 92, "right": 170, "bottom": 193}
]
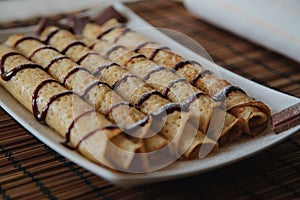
[{"left": 1, "top": 0, "right": 300, "bottom": 199}]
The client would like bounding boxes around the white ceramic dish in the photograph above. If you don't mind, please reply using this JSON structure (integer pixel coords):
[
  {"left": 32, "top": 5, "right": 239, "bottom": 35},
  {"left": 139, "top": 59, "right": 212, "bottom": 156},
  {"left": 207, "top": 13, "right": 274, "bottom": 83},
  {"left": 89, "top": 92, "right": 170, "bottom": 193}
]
[{"left": 0, "top": 2, "right": 299, "bottom": 187}]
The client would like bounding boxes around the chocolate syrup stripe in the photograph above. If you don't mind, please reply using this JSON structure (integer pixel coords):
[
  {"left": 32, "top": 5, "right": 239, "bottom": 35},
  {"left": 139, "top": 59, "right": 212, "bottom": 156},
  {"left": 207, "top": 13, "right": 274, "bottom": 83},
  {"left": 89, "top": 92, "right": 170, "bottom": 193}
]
[
  {"left": 105, "top": 45, "right": 126, "bottom": 59},
  {"left": 111, "top": 74, "right": 138, "bottom": 90},
  {"left": 213, "top": 85, "right": 246, "bottom": 102},
  {"left": 93, "top": 63, "right": 120, "bottom": 77},
  {"left": 173, "top": 60, "right": 214, "bottom": 86},
  {"left": 105, "top": 102, "right": 152, "bottom": 133},
  {"left": 143, "top": 66, "right": 165, "bottom": 81},
  {"left": 113, "top": 28, "right": 130, "bottom": 43},
  {"left": 134, "top": 42, "right": 157, "bottom": 53},
  {"left": 32, "top": 79, "right": 75, "bottom": 122},
  {"left": 124, "top": 54, "right": 147, "bottom": 67},
  {"left": 173, "top": 60, "right": 200, "bottom": 71},
  {"left": 0, "top": 52, "right": 45, "bottom": 81},
  {"left": 134, "top": 90, "right": 163, "bottom": 109},
  {"left": 149, "top": 47, "right": 171, "bottom": 61},
  {"left": 74, "top": 125, "right": 119, "bottom": 150},
  {"left": 96, "top": 24, "right": 125, "bottom": 39},
  {"left": 105, "top": 101, "right": 131, "bottom": 118},
  {"left": 43, "top": 29, "right": 59, "bottom": 44},
  {"left": 163, "top": 78, "right": 188, "bottom": 97},
  {"left": 62, "top": 66, "right": 92, "bottom": 85},
  {"left": 124, "top": 114, "right": 151, "bottom": 133},
  {"left": 62, "top": 109, "right": 97, "bottom": 148},
  {"left": 76, "top": 52, "right": 99, "bottom": 64},
  {"left": 61, "top": 41, "right": 87, "bottom": 54},
  {"left": 190, "top": 70, "right": 213, "bottom": 86},
  {"left": 81, "top": 80, "right": 111, "bottom": 97},
  {"left": 154, "top": 103, "right": 188, "bottom": 115},
  {"left": 29, "top": 46, "right": 59, "bottom": 60},
  {"left": 184, "top": 91, "right": 208, "bottom": 108},
  {"left": 45, "top": 56, "right": 71, "bottom": 72},
  {"left": 0, "top": 52, "right": 23, "bottom": 66},
  {"left": 13, "top": 36, "right": 43, "bottom": 48}
]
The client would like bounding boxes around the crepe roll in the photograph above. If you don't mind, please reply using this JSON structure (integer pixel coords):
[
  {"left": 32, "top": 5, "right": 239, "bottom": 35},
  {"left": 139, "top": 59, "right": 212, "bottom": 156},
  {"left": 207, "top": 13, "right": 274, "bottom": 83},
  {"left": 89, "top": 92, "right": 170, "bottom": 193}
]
[{"left": 0, "top": 44, "right": 141, "bottom": 170}]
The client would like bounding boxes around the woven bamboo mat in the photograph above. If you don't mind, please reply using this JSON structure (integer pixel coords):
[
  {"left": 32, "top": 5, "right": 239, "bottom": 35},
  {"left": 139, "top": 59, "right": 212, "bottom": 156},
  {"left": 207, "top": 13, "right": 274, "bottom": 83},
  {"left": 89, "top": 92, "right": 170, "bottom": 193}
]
[{"left": 1, "top": 0, "right": 300, "bottom": 199}]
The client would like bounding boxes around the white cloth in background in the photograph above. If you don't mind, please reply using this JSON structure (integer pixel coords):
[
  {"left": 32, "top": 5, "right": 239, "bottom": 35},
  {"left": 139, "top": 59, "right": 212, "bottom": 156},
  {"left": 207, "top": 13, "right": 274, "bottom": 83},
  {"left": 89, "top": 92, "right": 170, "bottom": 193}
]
[
  {"left": 0, "top": 0, "right": 108, "bottom": 22},
  {"left": 0, "top": 0, "right": 137, "bottom": 23},
  {"left": 184, "top": 0, "right": 300, "bottom": 63}
]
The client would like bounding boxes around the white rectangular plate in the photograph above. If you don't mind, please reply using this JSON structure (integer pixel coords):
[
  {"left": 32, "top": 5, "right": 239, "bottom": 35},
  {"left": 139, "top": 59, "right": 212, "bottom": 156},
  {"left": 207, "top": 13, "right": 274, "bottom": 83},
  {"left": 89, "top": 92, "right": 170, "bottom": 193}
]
[{"left": 0, "top": 2, "right": 299, "bottom": 187}]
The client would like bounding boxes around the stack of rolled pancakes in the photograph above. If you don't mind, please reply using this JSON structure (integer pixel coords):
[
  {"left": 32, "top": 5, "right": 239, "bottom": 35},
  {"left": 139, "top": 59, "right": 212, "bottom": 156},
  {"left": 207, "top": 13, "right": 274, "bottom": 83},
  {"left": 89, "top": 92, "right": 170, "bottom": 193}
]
[{"left": 0, "top": 15, "right": 271, "bottom": 172}]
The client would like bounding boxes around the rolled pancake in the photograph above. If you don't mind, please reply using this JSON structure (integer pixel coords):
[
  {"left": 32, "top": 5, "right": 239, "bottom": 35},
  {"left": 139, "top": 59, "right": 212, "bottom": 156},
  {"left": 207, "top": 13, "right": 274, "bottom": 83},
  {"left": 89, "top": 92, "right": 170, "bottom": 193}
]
[
  {"left": 5, "top": 34, "right": 169, "bottom": 156},
  {"left": 0, "top": 44, "right": 140, "bottom": 170},
  {"left": 82, "top": 20, "right": 271, "bottom": 136},
  {"left": 39, "top": 26, "right": 217, "bottom": 159}
]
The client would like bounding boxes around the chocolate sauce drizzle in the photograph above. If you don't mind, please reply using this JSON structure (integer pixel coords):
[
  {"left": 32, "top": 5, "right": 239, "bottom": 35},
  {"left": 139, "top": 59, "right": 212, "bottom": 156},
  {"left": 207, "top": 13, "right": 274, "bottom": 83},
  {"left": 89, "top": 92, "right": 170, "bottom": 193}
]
[
  {"left": 105, "top": 101, "right": 131, "bottom": 117},
  {"left": 63, "top": 109, "right": 97, "bottom": 148},
  {"left": 0, "top": 51, "right": 23, "bottom": 67},
  {"left": 45, "top": 56, "right": 70, "bottom": 72},
  {"left": 113, "top": 28, "right": 130, "bottom": 43},
  {"left": 61, "top": 41, "right": 87, "bottom": 54},
  {"left": 134, "top": 90, "right": 162, "bottom": 109},
  {"left": 97, "top": 24, "right": 124, "bottom": 39},
  {"left": 0, "top": 52, "right": 44, "bottom": 81},
  {"left": 212, "top": 85, "right": 245, "bottom": 102},
  {"left": 43, "top": 29, "right": 59, "bottom": 44},
  {"left": 14, "top": 37, "right": 43, "bottom": 48},
  {"left": 89, "top": 42, "right": 97, "bottom": 50},
  {"left": 124, "top": 115, "right": 151, "bottom": 134},
  {"left": 32, "top": 79, "right": 74, "bottom": 121},
  {"left": 105, "top": 45, "right": 126, "bottom": 59},
  {"left": 111, "top": 74, "right": 138, "bottom": 90},
  {"left": 154, "top": 103, "right": 188, "bottom": 116},
  {"left": 81, "top": 81, "right": 111, "bottom": 97},
  {"left": 163, "top": 78, "right": 188, "bottom": 97},
  {"left": 184, "top": 91, "right": 208, "bottom": 108},
  {"left": 125, "top": 54, "right": 146, "bottom": 66},
  {"left": 62, "top": 67, "right": 92, "bottom": 85},
  {"left": 134, "top": 42, "right": 156, "bottom": 53},
  {"left": 74, "top": 125, "right": 119, "bottom": 149},
  {"left": 143, "top": 66, "right": 165, "bottom": 81},
  {"left": 173, "top": 60, "right": 200, "bottom": 71},
  {"left": 149, "top": 47, "right": 170, "bottom": 61},
  {"left": 76, "top": 52, "right": 99, "bottom": 64},
  {"left": 28, "top": 46, "right": 59, "bottom": 60},
  {"left": 190, "top": 69, "right": 213, "bottom": 86},
  {"left": 111, "top": 74, "right": 138, "bottom": 89},
  {"left": 93, "top": 62, "right": 120, "bottom": 77}
]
